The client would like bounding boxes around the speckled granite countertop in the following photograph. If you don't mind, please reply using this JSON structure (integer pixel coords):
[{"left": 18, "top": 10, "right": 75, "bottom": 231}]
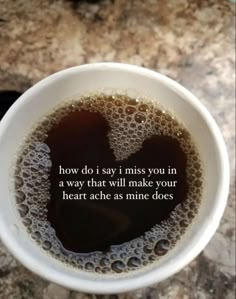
[{"left": 0, "top": 0, "right": 235, "bottom": 298}]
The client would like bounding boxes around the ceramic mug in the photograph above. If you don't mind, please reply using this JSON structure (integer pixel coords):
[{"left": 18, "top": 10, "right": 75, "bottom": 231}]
[{"left": 0, "top": 63, "right": 229, "bottom": 293}]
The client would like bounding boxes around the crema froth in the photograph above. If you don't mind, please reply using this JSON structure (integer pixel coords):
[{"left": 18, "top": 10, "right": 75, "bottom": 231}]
[{"left": 14, "top": 93, "right": 203, "bottom": 274}]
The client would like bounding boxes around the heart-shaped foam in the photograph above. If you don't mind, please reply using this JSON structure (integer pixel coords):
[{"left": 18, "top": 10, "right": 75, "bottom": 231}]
[{"left": 46, "top": 110, "right": 187, "bottom": 253}]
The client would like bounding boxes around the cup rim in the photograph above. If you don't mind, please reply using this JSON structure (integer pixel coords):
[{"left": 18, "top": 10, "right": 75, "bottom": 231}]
[{"left": 0, "top": 63, "right": 230, "bottom": 293}]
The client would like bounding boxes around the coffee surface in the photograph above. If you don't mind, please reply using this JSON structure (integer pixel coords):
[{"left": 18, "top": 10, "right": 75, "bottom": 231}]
[{"left": 14, "top": 94, "right": 203, "bottom": 274}]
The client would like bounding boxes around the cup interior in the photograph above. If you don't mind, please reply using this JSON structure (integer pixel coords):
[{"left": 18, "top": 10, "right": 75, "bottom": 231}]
[{"left": 0, "top": 63, "right": 229, "bottom": 293}]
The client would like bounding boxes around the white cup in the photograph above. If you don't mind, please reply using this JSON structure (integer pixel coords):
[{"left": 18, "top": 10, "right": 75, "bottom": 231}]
[{"left": 0, "top": 63, "right": 229, "bottom": 294}]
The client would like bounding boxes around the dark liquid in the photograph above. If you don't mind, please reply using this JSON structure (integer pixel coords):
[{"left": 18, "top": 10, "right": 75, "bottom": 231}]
[
  {"left": 45, "top": 110, "right": 187, "bottom": 253},
  {"left": 15, "top": 94, "right": 203, "bottom": 273}
]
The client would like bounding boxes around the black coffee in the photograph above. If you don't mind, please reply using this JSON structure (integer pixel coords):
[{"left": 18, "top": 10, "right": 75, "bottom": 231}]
[{"left": 14, "top": 94, "right": 203, "bottom": 274}]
